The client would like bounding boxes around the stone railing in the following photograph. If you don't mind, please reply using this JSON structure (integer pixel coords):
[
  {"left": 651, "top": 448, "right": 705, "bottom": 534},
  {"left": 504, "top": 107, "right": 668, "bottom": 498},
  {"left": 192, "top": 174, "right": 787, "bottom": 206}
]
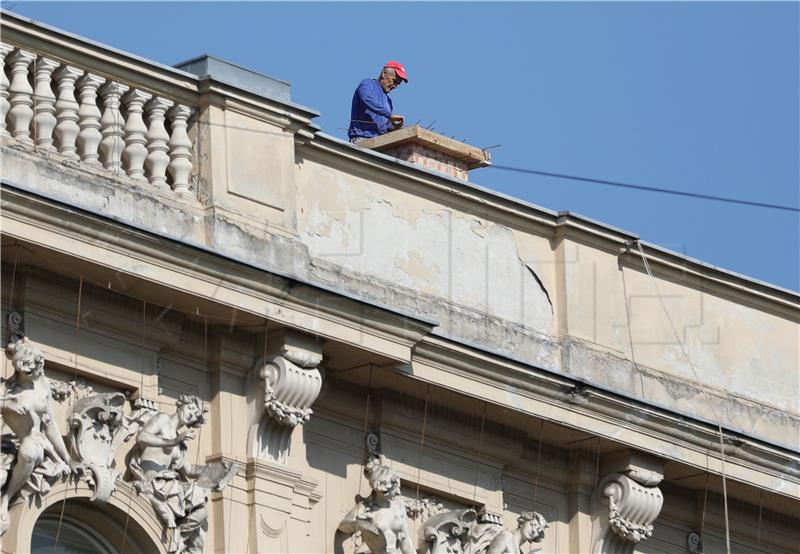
[{"left": 0, "top": 42, "right": 196, "bottom": 196}]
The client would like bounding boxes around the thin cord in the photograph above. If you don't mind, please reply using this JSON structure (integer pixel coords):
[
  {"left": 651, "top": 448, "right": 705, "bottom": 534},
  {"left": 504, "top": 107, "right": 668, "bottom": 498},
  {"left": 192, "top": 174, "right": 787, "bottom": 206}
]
[
  {"left": 532, "top": 419, "right": 545, "bottom": 504},
  {"left": 52, "top": 275, "right": 83, "bottom": 554},
  {"left": 471, "top": 402, "right": 487, "bottom": 506},
  {"left": 358, "top": 366, "right": 373, "bottom": 499},
  {"left": 620, "top": 264, "right": 646, "bottom": 397},
  {"left": 634, "top": 241, "right": 731, "bottom": 554},
  {"left": 414, "top": 384, "right": 430, "bottom": 501},
  {"left": 489, "top": 164, "right": 800, "bottom": 213},
  {"left": 14, "top": 87, "right": 800, "bottom": 213},
  {"left": 120, "top": 299, "right": 147, "bottom": 554}
]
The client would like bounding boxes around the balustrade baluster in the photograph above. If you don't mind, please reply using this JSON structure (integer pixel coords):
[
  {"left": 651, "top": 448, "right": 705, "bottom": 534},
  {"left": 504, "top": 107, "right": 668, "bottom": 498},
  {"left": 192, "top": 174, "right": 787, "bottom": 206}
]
[
  {"left": 122, "top": 89, "right": 151, "bottom": 181},
  {"left": 144, "top": 96, "right": 173, "bottom": 189},
  {"left": 53, "top": 65, "right": 83, "bottom": 160},
  {"left": 7, "top": 48, "right": 35, "bottom": 146},
  {"left": 76, "top": 73, "right": 105, "bottom": 165},
  {"left": 167, "top": 104, "right": 194, "bottom": 195},
  {"left": 98, "top": 81, "right": 128, "bottom": 173},
  {"left": 0, "top": 44, "right": 14, "bottom": 138},
  {"left": 32, "top": 56, "right": 60, "bottom": 151}
]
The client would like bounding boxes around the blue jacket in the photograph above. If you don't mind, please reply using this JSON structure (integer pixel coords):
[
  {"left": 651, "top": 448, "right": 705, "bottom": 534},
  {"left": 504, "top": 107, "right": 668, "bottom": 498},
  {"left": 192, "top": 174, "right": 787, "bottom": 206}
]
[{"left": 348, "top": 79, "right": 393, "bottom": 139}]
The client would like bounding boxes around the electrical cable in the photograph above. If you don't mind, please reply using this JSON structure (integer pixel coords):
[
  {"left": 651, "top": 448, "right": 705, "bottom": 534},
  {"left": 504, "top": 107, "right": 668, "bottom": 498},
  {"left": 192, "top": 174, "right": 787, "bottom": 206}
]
[{"left": 488, "top": 164, "right": 799, "bottom": 213}]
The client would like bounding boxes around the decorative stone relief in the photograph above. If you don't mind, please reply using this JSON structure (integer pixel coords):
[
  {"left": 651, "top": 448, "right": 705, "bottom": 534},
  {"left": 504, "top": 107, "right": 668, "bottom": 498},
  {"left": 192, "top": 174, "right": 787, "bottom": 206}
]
[
  {"left": 128, "top": 394, "right": 238, "bottom": 554},
  {"left": 591, "top": 452, "right": 664, "bottom": 554},
  {"left": 421, "top": 509, "right": 546, "bottom": 554},
  {"left": 421, "top": 509, "right": 477, "bottom": 554},
  {"left": 247, "top": 329, "right": 323, "bottom": 463},
  {"left": 67, "top": 392, "right": 128, "bottom": 502},
  {"left": 0, "top": 314, "right": 73, "bottom": 535},
  {"left": 336, "top": 434, "right": 417, "bottom": 554},
  {"left": 686, "top": 532, "right": 703, "bottom": 554}
]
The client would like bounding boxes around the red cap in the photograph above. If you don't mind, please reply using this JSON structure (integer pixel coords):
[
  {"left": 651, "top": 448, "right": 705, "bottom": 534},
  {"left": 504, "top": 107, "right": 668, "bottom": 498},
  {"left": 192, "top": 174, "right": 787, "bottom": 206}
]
[{"left": 384, "top": 61, "right": 408, "bottom": 82}]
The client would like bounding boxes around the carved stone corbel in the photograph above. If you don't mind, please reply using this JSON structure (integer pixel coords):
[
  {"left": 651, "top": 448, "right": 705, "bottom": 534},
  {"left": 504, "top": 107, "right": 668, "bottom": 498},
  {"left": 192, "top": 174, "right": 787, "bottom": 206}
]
[
  {"left": 247, "top": 329, "right": 323, "bottom": 463},
  {"left": 67, "top": 392, "right": 128, "bottom": 502},
  {"left": 591, "top": 451, "right": 664, "bottom": 554}
]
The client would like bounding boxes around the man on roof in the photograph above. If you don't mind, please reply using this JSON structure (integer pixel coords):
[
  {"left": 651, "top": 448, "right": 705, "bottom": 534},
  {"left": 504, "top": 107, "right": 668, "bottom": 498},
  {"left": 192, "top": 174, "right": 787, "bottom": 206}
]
[{"left": 348, "top": 61, "right": 408, "bottom": 143}]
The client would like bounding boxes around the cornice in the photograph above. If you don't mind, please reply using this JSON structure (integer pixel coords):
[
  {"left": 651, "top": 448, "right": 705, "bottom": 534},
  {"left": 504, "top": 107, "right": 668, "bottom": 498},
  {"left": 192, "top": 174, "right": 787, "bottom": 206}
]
[
  {"left": 1, "top": 184, "right": 434, "bottom": 360},
  {"left": 412, "top": 336, "right": 800, "bottom": 498}
]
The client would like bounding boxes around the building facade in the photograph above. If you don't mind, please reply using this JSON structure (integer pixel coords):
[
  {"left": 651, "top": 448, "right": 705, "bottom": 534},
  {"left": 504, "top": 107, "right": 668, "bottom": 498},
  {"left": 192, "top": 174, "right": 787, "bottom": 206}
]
[{"left": 0, "top": 10, "right": 798, "bottom": 554}]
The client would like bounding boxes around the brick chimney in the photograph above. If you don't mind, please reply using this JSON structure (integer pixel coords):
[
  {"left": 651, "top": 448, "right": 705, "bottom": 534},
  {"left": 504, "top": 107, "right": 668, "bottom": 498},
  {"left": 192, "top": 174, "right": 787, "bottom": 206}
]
[{"left": 357, "top": 125, "right": 490, "bottom": 180}]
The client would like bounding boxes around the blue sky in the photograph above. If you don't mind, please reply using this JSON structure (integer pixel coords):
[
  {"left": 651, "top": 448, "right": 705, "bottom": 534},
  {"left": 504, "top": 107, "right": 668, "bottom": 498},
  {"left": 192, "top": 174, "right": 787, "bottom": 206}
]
[{"left": 8, "top": 1, "right": 799, "bottom": 291}]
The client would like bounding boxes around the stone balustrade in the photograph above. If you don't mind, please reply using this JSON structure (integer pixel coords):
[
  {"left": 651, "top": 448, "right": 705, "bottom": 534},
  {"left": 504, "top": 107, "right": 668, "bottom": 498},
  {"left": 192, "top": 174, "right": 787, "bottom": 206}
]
[{"left": 0, "top": 42, "right": 196, "bottom": 196}]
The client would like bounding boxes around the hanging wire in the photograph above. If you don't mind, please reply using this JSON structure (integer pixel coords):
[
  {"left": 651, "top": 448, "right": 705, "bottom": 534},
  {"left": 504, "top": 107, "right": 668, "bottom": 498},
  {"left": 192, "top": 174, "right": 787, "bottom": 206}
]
[
  {"left": 414, "top": 384, "right": 430, "bottom": 502},
  {"left": 634, "top": 241, "right": 731, "bottom": 553},
  {"left": 119, "top": 299, "right": 147, "bottom": 554},
  {"left": 471, "top": 401, "right": 487, "bottom": 506},
  {"left": 620, "top": 263, "right": 646, "bottom": 397},
  {"left": 1, "top": 247, "right": 21, "bottom": 480},
  {"left": 755, "top": 490, "right": 763, "bottom": 553},
  {"left": 532, "top": 419, "right": 545, "bottom": 504},
  {"left": 51, "top": 275, "right": 83, "bottom": 554},
  {"left": 357, "top": 365, "right": 374, "bottom": 499},
  {"left": 699, "top": 471, "right": 709, "bottom": 542}
]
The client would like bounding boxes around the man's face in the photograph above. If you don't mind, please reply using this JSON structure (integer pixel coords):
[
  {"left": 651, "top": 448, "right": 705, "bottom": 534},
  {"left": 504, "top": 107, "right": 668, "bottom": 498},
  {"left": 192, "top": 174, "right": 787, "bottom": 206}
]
[
  {"left": 379, "top": 69, "right": 402, "bottom": 93},
  {"left": 179, "top": 402, "right": 202, "bottom": 426},
  {"left": 521, "top": 519, "right": 544, "bottom": 542}
]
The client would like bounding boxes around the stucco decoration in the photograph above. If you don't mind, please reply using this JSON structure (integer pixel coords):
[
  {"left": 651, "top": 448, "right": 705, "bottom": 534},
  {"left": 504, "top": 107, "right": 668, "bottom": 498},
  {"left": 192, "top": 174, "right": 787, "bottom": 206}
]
[
  {"left": 336, "top": 434, "right": 417, "bottom": 554},
  {"left": 261, "top": 347, "right": 322, "bottom": 427},
  {"left": 421, "top": 509, "right": 546, "bottom": 554},
  {"left": 686, "top": 532, "right": 703, "bottom": 553},
  {"left": 591, "top": 472, "right": 663, "bottom": 554},
  {"left": 67, "top": 392, "right": 128, "bottom": 502},
  {"left": 421, "top": 508, "right": 477, "bottom": 554},
  {"left": 128, "top": 394, "right": 238, "bottom": 554},
  {"left": 0, "top": 314, "right": 73, "bottom": 536},
  {"left": 247, "top": 329, "right": 323, "bottom": 463}
]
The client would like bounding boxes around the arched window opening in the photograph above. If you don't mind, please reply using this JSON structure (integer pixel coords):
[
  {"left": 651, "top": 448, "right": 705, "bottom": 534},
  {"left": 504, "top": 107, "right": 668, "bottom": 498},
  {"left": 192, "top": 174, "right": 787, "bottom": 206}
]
[{"left": 30, "top": 499, "right": 154, "bottom": 554}]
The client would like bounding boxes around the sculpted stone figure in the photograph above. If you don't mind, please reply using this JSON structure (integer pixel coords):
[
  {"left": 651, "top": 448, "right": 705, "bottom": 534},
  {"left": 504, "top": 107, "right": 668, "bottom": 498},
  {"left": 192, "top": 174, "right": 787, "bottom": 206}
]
[
  {"left": 0, "top": 336, "right": 72, "bottom": 535},
  {"left": 337, "top": 457, "right": 417, "bottom": 554},
  {"left": 0, "top": 338, "right": 71, "bottom": 534},
  {"left": 482, "top": 511, "right": 547, "bottom": 554},
  {"left": 128, "top": 394, "right": 237, "bottom": 554}
]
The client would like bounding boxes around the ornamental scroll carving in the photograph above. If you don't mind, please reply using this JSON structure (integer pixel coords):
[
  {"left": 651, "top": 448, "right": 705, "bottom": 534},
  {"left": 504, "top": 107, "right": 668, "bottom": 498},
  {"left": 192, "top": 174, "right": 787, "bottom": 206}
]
[
  {"left": 422, "top": 509, "right": 547, "bottom": 554},
  {"left": 591, "top": 454, "right": 664, "bottom": 554},
  {"left": 0, "top": 314, "right": 72, "bottom": 536},
  {"left": 67, "top": 392, "right": 129, "bottom": 502},
  {"left": 247, "top": 329, "right": 323, "bottom": 463},
  {"left": 261, "top": 347, "right": 322, "bottom": 427}
]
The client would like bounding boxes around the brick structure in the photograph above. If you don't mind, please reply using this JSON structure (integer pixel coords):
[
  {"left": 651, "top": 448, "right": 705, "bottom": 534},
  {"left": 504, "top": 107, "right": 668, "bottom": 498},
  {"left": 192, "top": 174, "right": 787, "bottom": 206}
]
[{"left": 358, "top": 125, "right": 490, "bottom": 181}]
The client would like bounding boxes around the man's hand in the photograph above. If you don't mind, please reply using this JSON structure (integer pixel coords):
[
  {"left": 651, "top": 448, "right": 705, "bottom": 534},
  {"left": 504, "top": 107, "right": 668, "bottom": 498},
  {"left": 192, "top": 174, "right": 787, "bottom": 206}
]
[
  {"left": 177, "top": 428, "right": 197, "bottom": 443},
  {"left": 390, "top": 114, "right": 404, "bottom": 129}
]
